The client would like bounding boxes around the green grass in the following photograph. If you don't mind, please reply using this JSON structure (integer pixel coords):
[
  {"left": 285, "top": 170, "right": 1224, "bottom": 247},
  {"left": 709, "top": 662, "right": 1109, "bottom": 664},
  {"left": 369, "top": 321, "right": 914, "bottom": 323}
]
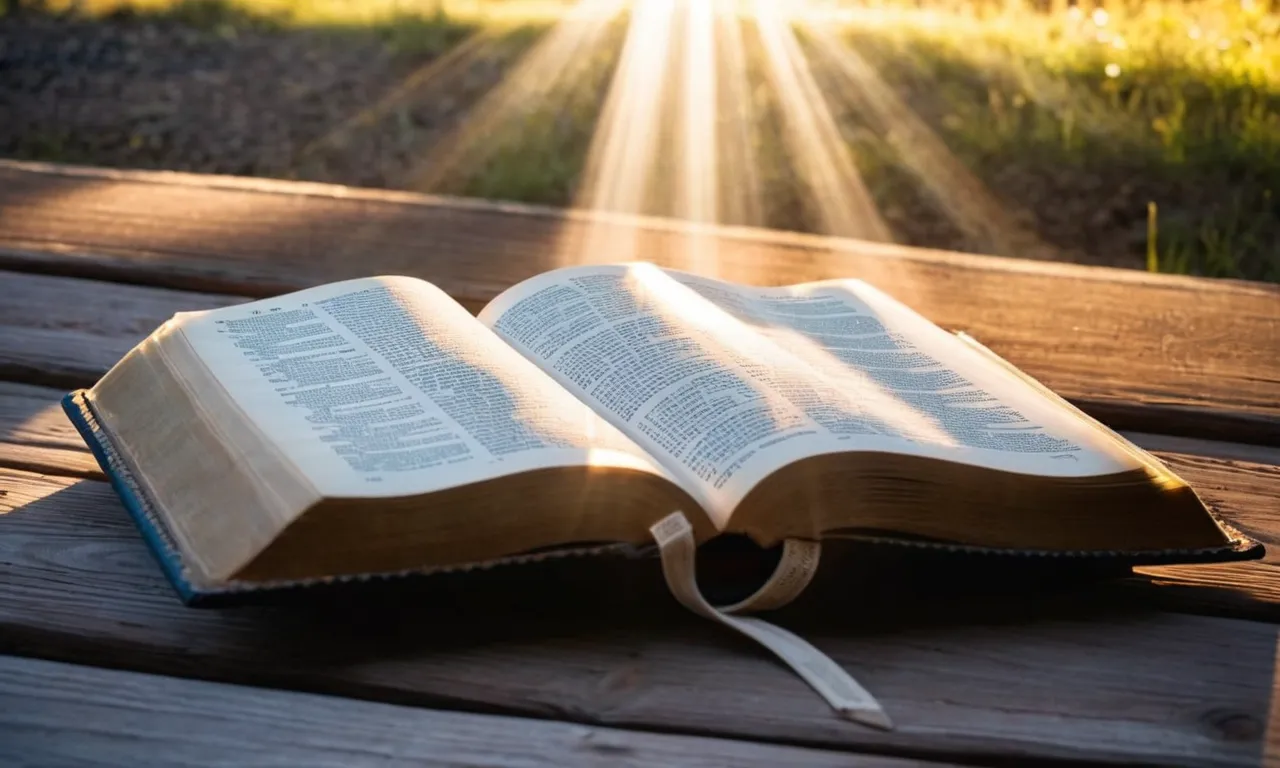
[
  {"left": 454, "top": 18, "right": 627, "bottom": 204},
  {"left": 445, "top": 0, "right": 1280, "bottom": 281},
  {"left": 825, "top": 0, "right": 1280, "bottom": 280}
]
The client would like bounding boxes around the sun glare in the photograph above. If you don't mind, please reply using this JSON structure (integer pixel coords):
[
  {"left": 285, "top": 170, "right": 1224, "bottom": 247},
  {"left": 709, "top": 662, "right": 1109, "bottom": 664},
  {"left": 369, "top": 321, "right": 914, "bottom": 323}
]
[
  {"left": 797, "top": 15, "right": 1051, "bottom": 258},
  {"left": 578, "top": 0, "right": 678, "bottom": 216},
  {"left": 751, "top": 0, "right": 890, "bottom": 242},
  {"left": 408, "top": 0, "right": 628, "bottom": 192},
  {"left": 714, "top": 0, "right": 765, "bottom": 228},
  {"left": 407, "top": 0, "right": 1051, "bottom": 276},
  {"left": 678, "top": 0, "right": 718, "bottom": 225}
]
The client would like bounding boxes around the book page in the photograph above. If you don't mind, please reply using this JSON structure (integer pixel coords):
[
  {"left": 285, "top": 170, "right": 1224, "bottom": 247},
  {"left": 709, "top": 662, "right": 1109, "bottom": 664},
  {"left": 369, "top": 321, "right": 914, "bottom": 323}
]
[
  {"left": 176, "top": 277, "right": 673, "bottom": 499},
  {"left": 668, "top": 271, "right": 1138, "bottom": 474},
  {"left": 479, "top": 264, "right": 1137, "bottom": 522}
]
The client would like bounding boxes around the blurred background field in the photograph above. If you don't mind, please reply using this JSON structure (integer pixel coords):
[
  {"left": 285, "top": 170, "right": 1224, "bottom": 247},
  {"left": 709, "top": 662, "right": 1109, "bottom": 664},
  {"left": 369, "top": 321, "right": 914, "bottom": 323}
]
[{"left": 2, "top": 0, "right": 1276, "bottom": 281}]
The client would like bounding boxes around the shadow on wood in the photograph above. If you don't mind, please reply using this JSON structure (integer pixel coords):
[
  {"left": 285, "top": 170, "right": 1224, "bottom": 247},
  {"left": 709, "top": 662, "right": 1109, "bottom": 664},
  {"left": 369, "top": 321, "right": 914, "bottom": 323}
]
[
  {"left": 1, "top": 470, "right": 1276, "bottom": 765},
  {"left": 0, "top": 655, "right": 941, "bottom": 768}
]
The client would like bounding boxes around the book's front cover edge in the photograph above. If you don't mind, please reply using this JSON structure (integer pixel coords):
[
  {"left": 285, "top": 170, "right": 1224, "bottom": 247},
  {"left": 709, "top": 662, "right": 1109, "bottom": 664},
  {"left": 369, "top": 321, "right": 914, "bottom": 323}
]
[
  {"left": 62, "top": 390, "right": 642, "bottom": 607},
  {"left": 62, "top": 390, "right": 203, "bottom": 604},
  {"left": 828, "top": 526, "right": 1263, "bottom": 565}
]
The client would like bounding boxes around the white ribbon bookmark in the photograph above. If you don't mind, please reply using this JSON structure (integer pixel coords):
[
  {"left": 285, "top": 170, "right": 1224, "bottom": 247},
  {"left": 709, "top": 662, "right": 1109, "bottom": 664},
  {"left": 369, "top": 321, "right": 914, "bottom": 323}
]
[
  {"left": 718, "top": 536, "right": 822, "bottom": 614},
  {"left": 649, "top": 512, "right": 893, "bottom": 730}
]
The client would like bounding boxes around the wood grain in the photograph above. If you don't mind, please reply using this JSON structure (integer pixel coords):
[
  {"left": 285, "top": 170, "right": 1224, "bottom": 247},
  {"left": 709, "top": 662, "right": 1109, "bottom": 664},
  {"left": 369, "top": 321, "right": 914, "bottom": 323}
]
[
  {"left": 0, "top": 655, "right": 945, "bottom": 768},
  {"left": 0, "top": 382, "right": 101, "bottom": 478},
  {"left": 0, "top": 270, "right": 241, "bottom": 390},
  {"left": 0, "top": 467, "right": 1277, "bottom": 767},
  {"left": 5, "top": 161, "right": 1279, "bottom": 768},
  {"left": 1135, "top": 453, "right": 1280, "bottom": 616},
  {"left": 1125, "top": 433, "right": 1280, "bottom": 466},
  {"left": 2, "top": 363, "right": 1277, "bottom": 585},
  {"left": 2, "top": 383, "right": 1275, "bottom": 549},
  {"left": 1, "top": 161, "right": 1276, "bottom": 442}
]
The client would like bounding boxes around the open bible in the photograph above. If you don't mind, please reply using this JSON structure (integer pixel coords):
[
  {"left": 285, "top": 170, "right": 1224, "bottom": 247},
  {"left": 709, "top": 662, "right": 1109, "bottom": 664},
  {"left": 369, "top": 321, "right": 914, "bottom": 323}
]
[{"left": 66, "top": 262, "right": 1261, "bottom": 725}]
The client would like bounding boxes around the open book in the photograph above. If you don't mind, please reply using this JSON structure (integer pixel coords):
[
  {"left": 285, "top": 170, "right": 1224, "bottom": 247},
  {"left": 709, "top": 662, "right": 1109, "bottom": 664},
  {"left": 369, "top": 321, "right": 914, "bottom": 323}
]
[
  {"left": 66, "top": 262, "right": 1260, "bottom": 723},
  {"left": 72, "top": 260, "right": 1257, "bottom": 585}
]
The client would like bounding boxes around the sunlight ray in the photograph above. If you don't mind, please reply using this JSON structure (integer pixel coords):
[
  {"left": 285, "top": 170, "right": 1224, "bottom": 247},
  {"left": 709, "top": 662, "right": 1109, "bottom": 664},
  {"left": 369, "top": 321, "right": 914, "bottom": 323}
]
[
  {"left": 560, "top": 0, "right": 682, "bottom": 268},
  {"left": 800, "top": 18, "right": 1053, "bottom": 259},
  {"left": 668, "top": 0, "right": 724, "bottom": 274},
  {"left": 407, "top": 0, "right": 628, "bottom": 193},
  {"left": 577, "top": 0, "right": 679, "bottom": 217},
  {"left": 677, "top": 0, "right": 717, "bottom": 225},
  {"left": 751, "top": 0, "right": 890, "bottom": 243},
  {"left": 714, "top": 0, "right": 765, "bottom": 228},
  {"left": 293, "top": 30, "right": 503, "bottom": 172}
]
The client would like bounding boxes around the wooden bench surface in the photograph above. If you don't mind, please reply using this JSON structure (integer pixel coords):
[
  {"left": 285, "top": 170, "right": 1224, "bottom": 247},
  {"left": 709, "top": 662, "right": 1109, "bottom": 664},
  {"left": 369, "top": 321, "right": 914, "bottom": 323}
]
[
  {"left": 1, "top": 160, "right": 1278, "bottom": 767},
  {"left": 2, "top": 655, "right": 940, "bottom": 768}
]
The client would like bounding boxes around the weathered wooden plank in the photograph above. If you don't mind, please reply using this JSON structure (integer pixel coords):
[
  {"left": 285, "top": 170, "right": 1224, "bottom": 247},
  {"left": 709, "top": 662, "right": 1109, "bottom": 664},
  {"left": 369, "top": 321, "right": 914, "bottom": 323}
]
[
  {"left": 0, "top": 271, "right": 241, "bottom": 390},
  {"left": 1134, "top": 452, "right": 1280, "bottom": 616},
  {"left": 4, "top": 382, "right": 1276, "bottom": 550},
  {"left": 0, "top": 655, "right": 941, "bottom": 768},
  {"left": 1, "top": 161, "right": 1276, "bottom": 443},
  {"left": 0, "top": 467, "right": 1275, "bottom": 767},
  {"left": 1124, "top": 433, "right": 1280, "bottom": 467},
  {"left": 2, "top": 389, "right": 1279, "bottom": 623},
  {"left": 0, "top": 382, "right": 101, "bottom": 478}
]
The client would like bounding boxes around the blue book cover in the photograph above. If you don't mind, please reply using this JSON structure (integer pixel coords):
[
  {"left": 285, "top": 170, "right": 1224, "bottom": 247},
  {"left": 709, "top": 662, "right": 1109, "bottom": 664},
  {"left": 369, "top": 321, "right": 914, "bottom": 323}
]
[{"left": 64, "top": 390, "right": 218, "bottom": 605}]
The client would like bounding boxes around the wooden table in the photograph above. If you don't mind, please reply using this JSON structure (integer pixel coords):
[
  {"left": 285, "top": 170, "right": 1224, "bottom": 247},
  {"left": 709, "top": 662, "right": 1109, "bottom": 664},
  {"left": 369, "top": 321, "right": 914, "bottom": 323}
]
[{"left": 1, "top": 159, "right": 1278, "bottom": 767}]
